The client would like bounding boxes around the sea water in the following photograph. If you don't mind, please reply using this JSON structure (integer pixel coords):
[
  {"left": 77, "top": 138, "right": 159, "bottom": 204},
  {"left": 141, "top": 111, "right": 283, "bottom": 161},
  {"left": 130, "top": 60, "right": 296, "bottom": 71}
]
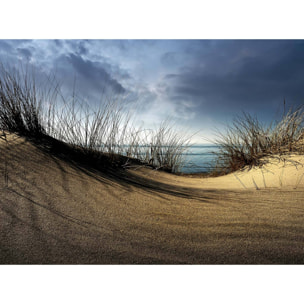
[
  {"left": 179, "top": 144, "right": 220, "bottom": 174},
  {"left": 107, "top": 144, "right": 220, "bottom": 174}
]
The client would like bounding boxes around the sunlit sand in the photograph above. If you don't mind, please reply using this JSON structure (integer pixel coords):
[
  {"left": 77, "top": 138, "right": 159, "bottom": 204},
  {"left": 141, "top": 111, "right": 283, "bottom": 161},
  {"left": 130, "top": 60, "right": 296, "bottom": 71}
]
[{"left": 1, "top": 134, "right": 304, "bottom": 264}]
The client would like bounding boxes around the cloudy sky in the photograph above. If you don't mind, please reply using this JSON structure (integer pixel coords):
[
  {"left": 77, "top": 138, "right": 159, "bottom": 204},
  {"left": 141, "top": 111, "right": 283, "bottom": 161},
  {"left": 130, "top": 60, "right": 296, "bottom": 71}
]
[{"left": 1, "top": 39, "right": 304, "bottom": 142}]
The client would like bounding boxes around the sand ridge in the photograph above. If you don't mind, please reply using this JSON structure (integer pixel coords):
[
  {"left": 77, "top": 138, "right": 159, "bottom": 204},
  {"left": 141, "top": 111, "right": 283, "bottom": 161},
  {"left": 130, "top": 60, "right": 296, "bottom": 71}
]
[
  {"left": 1, "top": 134, "right": 304, "bottom": 264},
  {"left": 130, "top": 154, "right": 304, "bottom": 190}
]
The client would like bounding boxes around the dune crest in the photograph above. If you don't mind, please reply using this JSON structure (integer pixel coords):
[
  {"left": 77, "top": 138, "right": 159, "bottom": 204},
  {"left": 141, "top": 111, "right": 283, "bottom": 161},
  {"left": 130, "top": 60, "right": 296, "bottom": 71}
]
[{"left": 1, "top": 134, "right": 304, "bottom": 264}]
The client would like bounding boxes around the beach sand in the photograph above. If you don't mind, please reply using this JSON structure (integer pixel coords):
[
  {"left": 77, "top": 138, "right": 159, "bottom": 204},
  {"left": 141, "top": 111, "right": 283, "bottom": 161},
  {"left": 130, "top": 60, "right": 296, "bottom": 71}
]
[{"left": 1, "top": 134, "right": 304, "bottom": 264}]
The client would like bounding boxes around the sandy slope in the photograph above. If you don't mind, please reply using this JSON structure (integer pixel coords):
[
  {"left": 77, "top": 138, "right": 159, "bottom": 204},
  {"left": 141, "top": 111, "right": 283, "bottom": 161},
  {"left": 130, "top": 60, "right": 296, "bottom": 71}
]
[
  {"left": 1, "top": 134, "right": 304, "bottom": 264},
  {"left": 132, "top": 154, "right": 304, "bottom": 190}
]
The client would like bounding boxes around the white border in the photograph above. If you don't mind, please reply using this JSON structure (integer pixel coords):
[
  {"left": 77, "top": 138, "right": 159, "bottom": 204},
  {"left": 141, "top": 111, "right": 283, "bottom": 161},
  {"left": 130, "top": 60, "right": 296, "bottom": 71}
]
[{"left": 1, "top": 0, "right": 304, "bottom": 38}]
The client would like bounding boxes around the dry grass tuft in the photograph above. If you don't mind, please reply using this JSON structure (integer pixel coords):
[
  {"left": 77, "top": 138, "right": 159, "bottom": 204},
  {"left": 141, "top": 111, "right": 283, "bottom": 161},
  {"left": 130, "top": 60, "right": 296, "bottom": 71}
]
[
  {"left": 0, "top": 64, "right": 191, "bottom": 173},
  {"left": 213, "top": 107, "right": 304, "bottom": 174}
]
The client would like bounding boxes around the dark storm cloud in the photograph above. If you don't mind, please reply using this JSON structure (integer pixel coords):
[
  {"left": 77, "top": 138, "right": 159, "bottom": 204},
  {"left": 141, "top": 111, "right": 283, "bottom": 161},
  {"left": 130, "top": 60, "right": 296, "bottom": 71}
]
[
  {"left": 0, "top": 40, "right": 131, "bottom": 106},
  {"left": 17, "top": 48, "right": 32, "bottom": 60},
  {"left": 0, "top": 41, "right": 37, "bottom": 66},
  {"left": 64, "top": 40, "right": 89, "bottom": 56},
  {"left": 57, "top": 53, "right": 126, "bottom": 95},
  {"left": 0, "top": 40, "right": 40, "bottom": 62},
  {"left": 77, "top": 42, "right": 88, "bottom": 56},
  {"left": 163, "top": 40, "right": 304, "bottom": 119},
  {"left": 54, "top": 40, "right": 63, "bottom": 47},
  {"left": 1, "top": 39, "right": 304, "bottom": 133}
]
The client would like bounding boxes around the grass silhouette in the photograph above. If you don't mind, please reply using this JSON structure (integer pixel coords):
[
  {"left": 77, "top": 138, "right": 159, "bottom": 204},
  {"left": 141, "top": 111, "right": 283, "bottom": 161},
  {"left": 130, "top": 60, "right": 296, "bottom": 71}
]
[
  {"left": 213, "top": 108, "right": 304, "bottom": 174},
  {"left": 0, "top": 64, "right": 191, "bottom": 173}
]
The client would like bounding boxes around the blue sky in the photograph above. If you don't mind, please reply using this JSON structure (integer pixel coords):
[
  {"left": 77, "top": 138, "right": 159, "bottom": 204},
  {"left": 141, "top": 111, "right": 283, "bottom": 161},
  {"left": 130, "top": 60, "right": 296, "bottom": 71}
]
[{"left": 1, "top": 39, "right": 304, "bottom": 142}]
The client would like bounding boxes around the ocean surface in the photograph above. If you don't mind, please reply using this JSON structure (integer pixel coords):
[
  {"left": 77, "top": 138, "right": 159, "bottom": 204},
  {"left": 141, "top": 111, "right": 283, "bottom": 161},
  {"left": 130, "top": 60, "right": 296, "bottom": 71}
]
[
  {"left": 104, "top": 144, "right": 220, "bottom": 174},
  {"left": 179, "top": 144, "right": 220, "bottom": 174}
]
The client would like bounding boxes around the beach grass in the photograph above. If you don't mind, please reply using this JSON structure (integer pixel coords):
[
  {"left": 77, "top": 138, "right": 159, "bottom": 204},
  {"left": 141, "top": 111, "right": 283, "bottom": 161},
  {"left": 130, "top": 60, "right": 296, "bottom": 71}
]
[
  {"left": 213, "top": 108, "right": 304, "bottom": 175},
  {"left": 0, "top": 64, "right": 191, "bottom": 173}
]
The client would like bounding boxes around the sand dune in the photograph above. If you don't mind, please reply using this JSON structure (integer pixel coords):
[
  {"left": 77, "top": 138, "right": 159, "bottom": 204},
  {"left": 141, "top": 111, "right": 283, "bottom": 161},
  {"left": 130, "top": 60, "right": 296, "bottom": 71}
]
[
  {"left": 132, "top": 154, "right": 304, "bottom": 190},
  {"left": 1, "top": 134, "right": 304, "bottom": 264}
]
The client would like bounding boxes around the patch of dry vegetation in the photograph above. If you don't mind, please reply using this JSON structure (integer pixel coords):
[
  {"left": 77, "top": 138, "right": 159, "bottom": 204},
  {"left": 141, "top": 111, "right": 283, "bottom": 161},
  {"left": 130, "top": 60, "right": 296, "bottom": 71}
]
[
  {"left": 0, "top": 64, "right": 191, "bottom": 173},
  {"left": 213, "top": 108, "right": 304, "bottom": 174}
]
